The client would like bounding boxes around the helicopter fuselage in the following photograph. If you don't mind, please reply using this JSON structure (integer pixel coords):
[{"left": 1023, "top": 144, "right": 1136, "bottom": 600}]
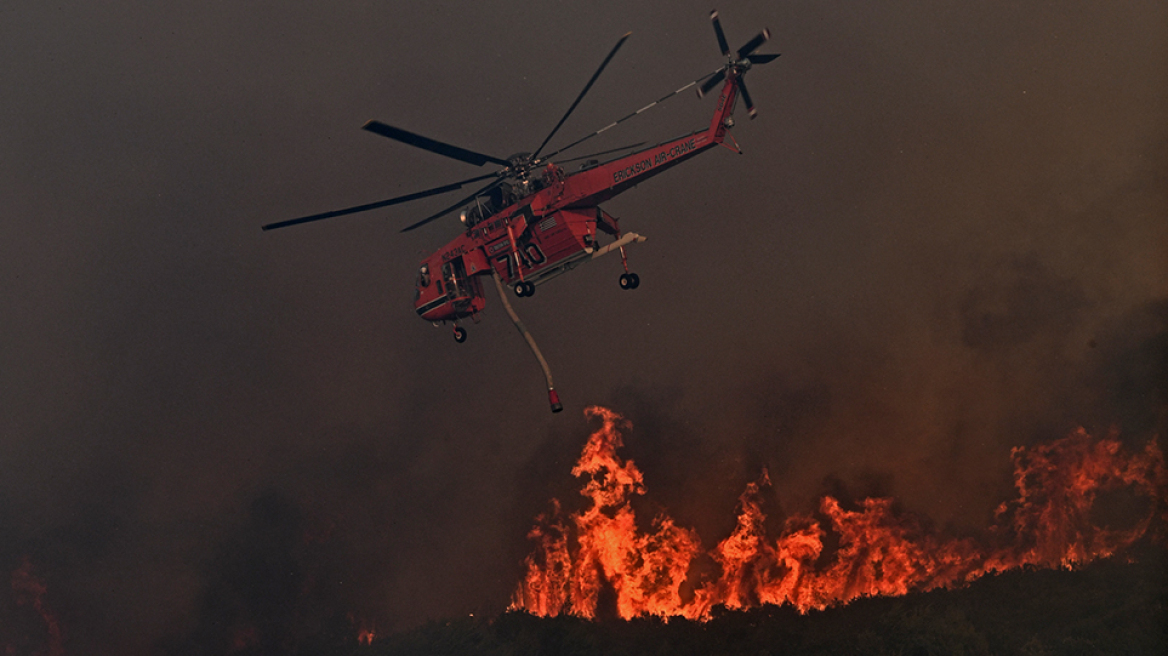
[{"left": 413, "top": 73, "right": 741, "bottom": 323}]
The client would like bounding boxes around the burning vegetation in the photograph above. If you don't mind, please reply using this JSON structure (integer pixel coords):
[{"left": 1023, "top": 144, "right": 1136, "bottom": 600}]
[{"left": 511, "top": 406, "right": 1166, "bottom": 621}]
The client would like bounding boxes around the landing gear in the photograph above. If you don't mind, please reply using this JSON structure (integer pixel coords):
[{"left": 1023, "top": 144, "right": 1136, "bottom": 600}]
[
  {"left": 609, "top": 216, "right": 640, "bottom": 291},
  {"left": 453, "top": 326, "right": 467, "bottom": 343},
  {"left": 513, "top": 281, "right": 535, "bottom": 297},
  {"left": 619, "top": 273, "right": 640, "bottom": 290}
]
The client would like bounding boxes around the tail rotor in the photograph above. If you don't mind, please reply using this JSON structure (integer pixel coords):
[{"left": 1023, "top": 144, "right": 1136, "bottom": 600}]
[{"left": 698, "top": 10, "right": 779, "bottom": 119}]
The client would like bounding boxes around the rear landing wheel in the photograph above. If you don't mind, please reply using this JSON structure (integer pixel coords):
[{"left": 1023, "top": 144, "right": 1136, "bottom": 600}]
[
  {"left": 513, "top": 281, "right": 535, "bottom": 297},
  {"left": 619, "top": 273, "right": 640, "bottom": 290},
  {"left": 453, "top": 326, "right": 467, "bottom": 343}
]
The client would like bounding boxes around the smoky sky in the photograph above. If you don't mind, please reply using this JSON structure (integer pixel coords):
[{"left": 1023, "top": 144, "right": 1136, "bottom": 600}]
[{"left": 1, "top": 1, "right": 1165, "bottom": 653}]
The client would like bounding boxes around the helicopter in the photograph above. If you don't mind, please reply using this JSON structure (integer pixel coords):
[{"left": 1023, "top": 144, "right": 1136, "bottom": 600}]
[{"left": 264, "top": 11, "right": 779, "bottom": 411}]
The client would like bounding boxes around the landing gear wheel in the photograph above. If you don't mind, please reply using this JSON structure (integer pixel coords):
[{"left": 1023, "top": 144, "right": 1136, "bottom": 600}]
[
  {"left": 513, "top": 282, "right": 527, "bottom": 298},
  {"left": 628, "top": 273, "right": 640, "bottom": 289},
  {"left": 453, "top": 326, "right": 467, "bottom": 343},
  {"left": 522, "top": 281, "right": 535, "bottom": 296}
]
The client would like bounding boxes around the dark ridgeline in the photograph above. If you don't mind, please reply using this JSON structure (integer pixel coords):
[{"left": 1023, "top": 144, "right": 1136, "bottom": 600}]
[{"left": 320, "top": 546, "right": 1166, "bottom": 656}]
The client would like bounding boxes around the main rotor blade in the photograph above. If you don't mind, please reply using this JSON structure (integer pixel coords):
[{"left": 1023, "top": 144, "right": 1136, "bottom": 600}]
[
  {"left": 737, "top": 78, "right": 757, "bottom": 119},
  {"left": 531, "top": 32, "right": 631, "bottom": 161},
  {"left": 400, "top": 178, "right": 503, "bottom": 232},
  {"left": 747, "top": 53, "right": 781, "bottom": 65},
  {"left": 362, "top": 120, "right": 510, "bottom": 167},
  {"left": 710, "top": 10, "right": 731, "bottom": 56},
  {"left": 698, "top": 69, "right": 726, "bottom": 98},
  {"left": 261, "top": 172, "right": 497, "bottom": 231},
  {"left": 735, "top": 28, "right": 771, "bottom": 60}
]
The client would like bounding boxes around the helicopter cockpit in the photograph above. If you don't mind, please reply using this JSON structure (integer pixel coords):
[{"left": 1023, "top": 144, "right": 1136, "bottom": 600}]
[{"left": 413, "top": 254, "right": 484, "bottom": 322}]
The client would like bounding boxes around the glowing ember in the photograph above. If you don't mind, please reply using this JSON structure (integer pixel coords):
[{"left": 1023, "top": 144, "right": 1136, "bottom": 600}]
[{"left": 511, "top": 407, "right": 1166, "bottom": 620}]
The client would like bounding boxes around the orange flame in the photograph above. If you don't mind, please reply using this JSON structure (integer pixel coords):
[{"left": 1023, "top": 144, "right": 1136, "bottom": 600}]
[
  {"left": 357, "top": 627, "right": 376, "bottom": 645},
  {"left": 348, "top": 613, "right": 376, "bottom": 646},
  {"left": 512, "top": 407, "right": 705, "bottom": 620},
  {"left": 511, "top": 407, "right": 1166, "bottom": 620}
]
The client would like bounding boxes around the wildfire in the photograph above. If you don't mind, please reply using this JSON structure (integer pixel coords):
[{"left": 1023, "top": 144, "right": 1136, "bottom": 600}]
[
  {"left": 348, "top": 613, "right": 376, "bottom": 646},
  {"left": 357, "top": 627, "right": 376, "bottom": 646},
  {"left": 511, "top": 407, "right": 1166, "bottom": 621}
]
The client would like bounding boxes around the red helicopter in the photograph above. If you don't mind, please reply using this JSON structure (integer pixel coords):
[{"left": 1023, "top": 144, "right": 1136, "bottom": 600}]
[{"left": 265, "top": 11, "right": 779, "bottom": 411}]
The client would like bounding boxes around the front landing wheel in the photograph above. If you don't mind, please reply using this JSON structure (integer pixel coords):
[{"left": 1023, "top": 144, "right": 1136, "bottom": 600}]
[{"left": 453, "top": 326, "right": 467, "bottom": 343}]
